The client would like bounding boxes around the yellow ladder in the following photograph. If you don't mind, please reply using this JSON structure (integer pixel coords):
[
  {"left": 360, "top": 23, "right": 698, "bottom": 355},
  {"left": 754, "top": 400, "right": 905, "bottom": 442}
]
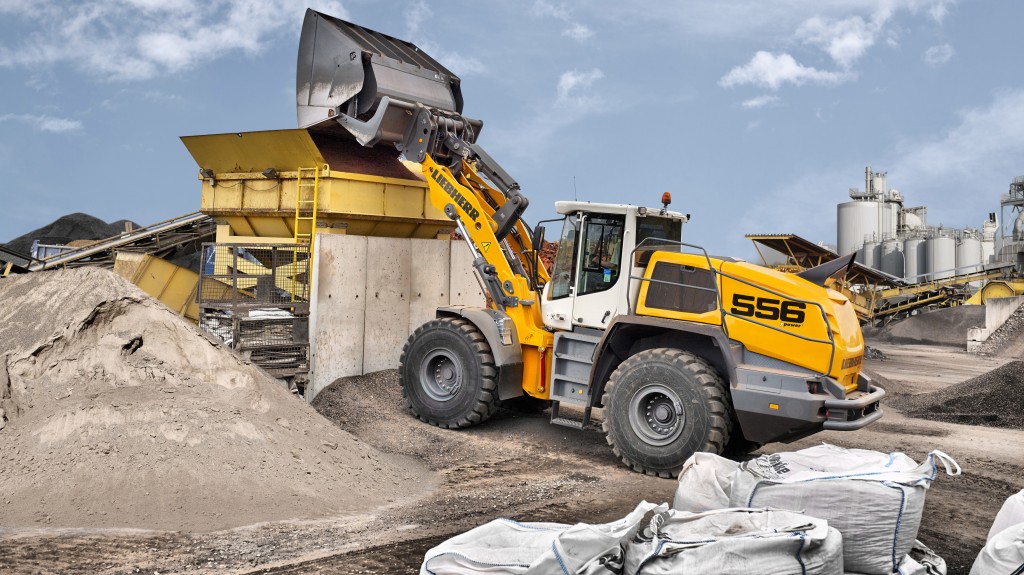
[
  {"left": 292, "top": 165, "right": 323, "bottom": 302},
  {"left": 294, "top": 165, "right": 322, "bottom": 248}
]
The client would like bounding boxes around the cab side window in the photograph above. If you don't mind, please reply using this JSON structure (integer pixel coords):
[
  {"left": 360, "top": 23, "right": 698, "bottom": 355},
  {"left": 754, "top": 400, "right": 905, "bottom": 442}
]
[
  {"left": 578, "top": 214, "right": 625, "bottom": 296},
  {"left": 548, "top": 216, "right": 579, "bottom": 300}
]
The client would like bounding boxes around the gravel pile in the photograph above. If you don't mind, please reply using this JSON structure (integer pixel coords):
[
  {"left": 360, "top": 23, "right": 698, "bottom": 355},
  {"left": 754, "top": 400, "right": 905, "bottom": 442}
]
[
  {"left": 864, "top": 346, "right": 888, "bottom": 361},
  {"left": 0, "top": 268, "right": 431, "bottom": 531},
  {"left": 862, "top": 306, "right": 985, "bottom": 348},
  {"left": 891, "top": 360, "right": 1024, "bottom": 430},
  {"left": 3, "top": 213, "right": 137, "bottom": 254}
]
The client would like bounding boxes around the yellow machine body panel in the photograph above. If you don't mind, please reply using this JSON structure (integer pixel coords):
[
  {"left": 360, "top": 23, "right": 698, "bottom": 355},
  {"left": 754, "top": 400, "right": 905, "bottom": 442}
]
[
  {"left": 635, "top": 252, "right": 863, "bottom": 390},
  {"left": 113, "top": 252, "right": 202, "bottom": 322}
]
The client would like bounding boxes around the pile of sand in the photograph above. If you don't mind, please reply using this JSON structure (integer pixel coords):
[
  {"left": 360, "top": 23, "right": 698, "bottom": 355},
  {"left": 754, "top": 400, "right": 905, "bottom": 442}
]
[
  {"left": 0, "top": 268, "right": 432, "bottom": 532},
  {"left": 891, "top": 360, "right": 1024, "bottom": 430},
  {"left": 862, "top": 306, "right": 985, "bottom": 348}
]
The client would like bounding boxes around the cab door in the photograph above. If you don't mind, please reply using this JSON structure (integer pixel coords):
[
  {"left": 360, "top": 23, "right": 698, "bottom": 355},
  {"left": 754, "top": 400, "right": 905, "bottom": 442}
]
[
  {"left": 572, "top": 213, "right": 626, "bottom": 328},
  {"left": 542, "top": 214, "right": 581, "bottom": 331}
]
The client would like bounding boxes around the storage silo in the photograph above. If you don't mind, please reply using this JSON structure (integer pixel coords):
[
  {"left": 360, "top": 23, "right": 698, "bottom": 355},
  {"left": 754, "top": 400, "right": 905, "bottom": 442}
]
[
  {"left": 956, "top": 232, "right": 982, "bottom": 274},
  {"left": 858, "top": 240, "right": 881, "bottom": 269},
  {"left": 838, "top": 201, "right": 881, "bottom": 256},
  {"left": 926, "top": 234, "right": 956, "bottom": 280},
  {"left": 903, "top": 237, "right": 926, "bottom": 282},
  {"left": 957, "top": 230, "right": 983, "bottom": 287},
  {"left": 982, "top": 218, "right": 997, "bottom": 264},
  {"left": 880, "top": 239, "right": 904, "bottom": 278}
]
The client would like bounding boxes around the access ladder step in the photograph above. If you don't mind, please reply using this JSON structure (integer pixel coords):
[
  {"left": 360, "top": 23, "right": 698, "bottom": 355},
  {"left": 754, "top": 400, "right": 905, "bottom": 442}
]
[{"left": 550, "top": 401, "right": 592, "bottom": 430}]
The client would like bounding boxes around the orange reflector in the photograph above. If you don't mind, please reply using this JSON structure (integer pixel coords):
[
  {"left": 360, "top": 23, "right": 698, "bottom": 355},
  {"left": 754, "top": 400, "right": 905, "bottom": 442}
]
[{"left": 769, "top": 403, "right": 779, "bottom": 410}]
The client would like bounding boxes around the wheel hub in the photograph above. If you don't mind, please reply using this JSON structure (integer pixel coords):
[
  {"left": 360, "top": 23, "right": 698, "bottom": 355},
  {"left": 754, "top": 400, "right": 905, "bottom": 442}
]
[
  {"left": 421, "top": 351, "right": 464, "bottom": 401},
  {"left": 628, "top": 384, "right": 686, "bottom": 446}
]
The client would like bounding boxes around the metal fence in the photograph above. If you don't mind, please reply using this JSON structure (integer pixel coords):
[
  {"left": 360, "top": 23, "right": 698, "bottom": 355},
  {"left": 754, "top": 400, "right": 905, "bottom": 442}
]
[{"left": 198, "top": 243, "right": 311, "bottom": 381}]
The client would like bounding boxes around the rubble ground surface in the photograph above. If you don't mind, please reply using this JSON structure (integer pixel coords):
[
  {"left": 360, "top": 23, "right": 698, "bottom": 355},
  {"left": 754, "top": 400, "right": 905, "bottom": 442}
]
[{"left": 1, "top": 276, "right": 1022, "bottom": 574}]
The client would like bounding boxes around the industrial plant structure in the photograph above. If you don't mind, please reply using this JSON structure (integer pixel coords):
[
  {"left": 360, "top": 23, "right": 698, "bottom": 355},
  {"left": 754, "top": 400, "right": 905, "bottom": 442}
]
[{"left": 837, "top": 166, "right": 997, "bottom": 284}]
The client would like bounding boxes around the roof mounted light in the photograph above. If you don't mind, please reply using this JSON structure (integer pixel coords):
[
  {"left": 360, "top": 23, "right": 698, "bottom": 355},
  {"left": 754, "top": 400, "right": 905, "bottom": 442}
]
[{"left": 661, "top": 192, "right": 672, "bottom": 209}]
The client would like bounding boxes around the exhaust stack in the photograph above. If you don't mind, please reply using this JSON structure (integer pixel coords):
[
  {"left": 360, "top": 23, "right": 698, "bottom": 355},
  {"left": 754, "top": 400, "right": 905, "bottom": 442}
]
[{"left": 296, "top": 9, "right": 482, "bottom": 162}]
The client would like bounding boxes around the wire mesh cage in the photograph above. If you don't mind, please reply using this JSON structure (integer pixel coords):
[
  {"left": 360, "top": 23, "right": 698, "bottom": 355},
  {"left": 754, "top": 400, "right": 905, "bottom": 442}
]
[
  {"left": 198, "top": 243, "right": 312, "bottom": 308},
  {"left": 198, "top": 243, "right": 312, "bottom": 380}
]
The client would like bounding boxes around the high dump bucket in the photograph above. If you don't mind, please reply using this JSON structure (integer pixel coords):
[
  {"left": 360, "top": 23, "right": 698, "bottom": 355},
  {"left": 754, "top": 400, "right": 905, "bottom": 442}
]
[{"left": 296, "top": 9, "right": 481, "bottom": 162}]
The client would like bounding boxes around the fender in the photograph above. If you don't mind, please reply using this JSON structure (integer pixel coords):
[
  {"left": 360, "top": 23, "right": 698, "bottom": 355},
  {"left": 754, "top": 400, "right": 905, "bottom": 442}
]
[
  {"left": 436, "top": 306, "right": 524, "bottom": 400},
  {"left": 587, "top": 315, "right": 738, "bottom": 408}
]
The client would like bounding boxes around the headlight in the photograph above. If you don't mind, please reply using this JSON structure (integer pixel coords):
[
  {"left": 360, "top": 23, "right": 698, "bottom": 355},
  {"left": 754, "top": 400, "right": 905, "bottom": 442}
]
[{"left": 495, "top": 317, "right": 513, "bottom": 346}]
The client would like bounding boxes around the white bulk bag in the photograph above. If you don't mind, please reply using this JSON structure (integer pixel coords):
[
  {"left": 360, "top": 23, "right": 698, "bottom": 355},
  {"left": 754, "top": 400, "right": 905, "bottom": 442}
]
[
  {"left": 419, "top": 501, "right": 665, "bottom": 575},
  {"left": 672, "top": 444, "right": 960, "bottom": 575},
  {"left": 624, "top": 507, "right": 843, "bottom": 574},
  {"left": 970, "top": 522, "right": 1024, "bottom": 575},
  {"left": 988, "top": 489, "right": 1024, "bottom": 541},
  {"left": 847, "top": 540, "right": 947, "bottom": 575}
]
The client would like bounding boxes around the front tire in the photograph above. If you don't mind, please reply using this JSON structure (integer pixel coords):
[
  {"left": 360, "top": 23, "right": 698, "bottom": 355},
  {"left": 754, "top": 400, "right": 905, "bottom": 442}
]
[
  {"left": 399, "top": 317, "right": 500, "bottom": 429},
  {"left": 602, "top": 348, "right": 732, "bottom": 477}
]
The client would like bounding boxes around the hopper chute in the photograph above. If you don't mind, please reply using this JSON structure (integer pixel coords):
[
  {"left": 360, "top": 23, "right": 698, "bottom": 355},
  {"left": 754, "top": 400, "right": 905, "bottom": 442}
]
[{"left": 296, "top": 9, "right": 482, "bottom": 162}]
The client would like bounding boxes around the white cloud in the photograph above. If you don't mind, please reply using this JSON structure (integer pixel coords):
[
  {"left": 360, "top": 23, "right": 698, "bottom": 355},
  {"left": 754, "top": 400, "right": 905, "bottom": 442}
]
[
  {"left": 487, "top": 68, "right": 606, "bottom": 159},
  {"left": 531, "top": 0, "right": 594, "bottom": 43},
  {"left": 557, "top": 69, "right": 605, "bottom": 102},
  {"left": 404, "top": 0, "right": 431, "bottom": 37},
  {"left": 741, "top": 94, "right": 780, "bottom": 109},
  {"left": 720, "top": 52, "right": 848, "bottom": 91},
  {"left": 0, "top": 113, "right": 82, "bottom": 133},
  {"left": 797, "top": 15, "right": 880, "bottom": 68},
  {"left": 0, "top": 0, "right": 350, "bottom": 82},
  {"left": 923, "top": 43, "right": 955, "bottom": 67},
  {"left": 894, "top": 90, "right": 1024, "bottom": 185},
  {"left": 563, "top": 23, "right": 594, "bottom": 41}
]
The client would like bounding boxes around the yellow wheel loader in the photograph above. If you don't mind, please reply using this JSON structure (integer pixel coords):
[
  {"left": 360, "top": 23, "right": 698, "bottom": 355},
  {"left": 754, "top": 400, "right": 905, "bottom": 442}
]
[{"left": 297, "top": 10, "right": 885, "bottom": 477}]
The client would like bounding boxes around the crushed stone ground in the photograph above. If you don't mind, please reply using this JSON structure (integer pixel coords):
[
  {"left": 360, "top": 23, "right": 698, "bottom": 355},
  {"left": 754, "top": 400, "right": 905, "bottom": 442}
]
[
  {"left": 891, "top": 360, "right": 1024, "bottom": 430},
  {"left": 0, "top": 268, "right": 433, "bottom": 532}
]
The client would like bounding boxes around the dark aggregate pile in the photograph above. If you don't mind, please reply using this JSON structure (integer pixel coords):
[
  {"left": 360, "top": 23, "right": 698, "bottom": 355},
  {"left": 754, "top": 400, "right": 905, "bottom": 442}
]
[
  {"left": 864, "top": 345, "right": 888, "bottom": 361},
  {"left": 862, "top": 305, "right": 985, "bottom": 347},
  {"left": 976, "top": 303, "right": 1024, "bottom": 355},
  {"left": 892, "top": 360, "right": 1024, "bottom": 429},
  {"left": 3, "top": 213, "right": 137, "bottom": 254}
]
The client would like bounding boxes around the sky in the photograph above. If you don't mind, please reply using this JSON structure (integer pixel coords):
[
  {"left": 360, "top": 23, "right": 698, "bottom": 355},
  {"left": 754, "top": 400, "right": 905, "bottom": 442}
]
[{"left": 1, "top": 0, "right": 1023, "bottom": 260}]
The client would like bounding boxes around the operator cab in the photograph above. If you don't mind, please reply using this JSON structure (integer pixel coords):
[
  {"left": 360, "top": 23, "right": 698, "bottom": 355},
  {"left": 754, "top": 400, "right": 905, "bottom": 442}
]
[{"left": 541, "top": 200, "right": 688, "bottom": 331}]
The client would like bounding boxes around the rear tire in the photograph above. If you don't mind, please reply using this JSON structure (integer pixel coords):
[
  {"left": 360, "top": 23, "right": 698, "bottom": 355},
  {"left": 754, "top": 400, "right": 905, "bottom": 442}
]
[
  {"left": 602, "top": 348, "right": 732, "bottom": 478},
  {"left": 399, "top": 317, "right": 500, "bottom": 429}
]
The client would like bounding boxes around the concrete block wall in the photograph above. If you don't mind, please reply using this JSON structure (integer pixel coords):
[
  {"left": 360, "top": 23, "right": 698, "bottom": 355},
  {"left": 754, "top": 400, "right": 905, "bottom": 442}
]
[
  {"left": 967, "top": 295, "right": 1024, "bottom": 352},
  {"left": 308, "top": 235, "right": 484, "bottom": 400}
]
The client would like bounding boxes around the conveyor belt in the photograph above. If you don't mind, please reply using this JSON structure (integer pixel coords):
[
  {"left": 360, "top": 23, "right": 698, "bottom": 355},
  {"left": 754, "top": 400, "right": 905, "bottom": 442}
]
[{"left": 29, "top": 212, "right": 212, "bottom": 271}]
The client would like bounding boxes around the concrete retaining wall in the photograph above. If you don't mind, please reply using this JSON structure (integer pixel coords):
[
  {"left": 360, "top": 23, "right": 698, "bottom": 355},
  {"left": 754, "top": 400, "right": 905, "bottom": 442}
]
[
  {"left": 308, "top": 235, "right": 484, "bottom": 400},
  {"left": 967, "top": 296, "right": 1024, "bottom": 352}
]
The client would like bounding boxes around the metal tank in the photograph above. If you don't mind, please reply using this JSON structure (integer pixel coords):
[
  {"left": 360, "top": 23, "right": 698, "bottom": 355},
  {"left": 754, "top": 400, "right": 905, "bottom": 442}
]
[
  {"left": 858, "top": 240, "right": 881, "bottom": 269},
  {"left": 926, "top": 234, "right": 956, "bottom": 281},
  {"left": 838, "top": 201, "right": 881, "bottom": 256},
  {"left": 956, "top": 231, "right": 983, "bottom": 287},
  {"left": 982, "top": 219, "right": 998, "bottom": 264},
  {"left": 903, "top": 237, "right": 926, "bottom": 282},
  {"left": 880, "top": 239, "right": 904, "bottom": 278}
]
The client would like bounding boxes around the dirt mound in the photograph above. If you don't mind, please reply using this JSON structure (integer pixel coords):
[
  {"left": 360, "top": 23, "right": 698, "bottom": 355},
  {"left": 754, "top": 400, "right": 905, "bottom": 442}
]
[
  {"left": 0, "top": 268, "right": 432, "bottom": 532},
  {"left": 3, "top": 213, "right": 139, "bottom": 254},
  {"left": 891, "top": 360, "right": 1024, "bottom": 430},
  {"left": 862, "top": 305, "right": 985, "bottom": 347}
]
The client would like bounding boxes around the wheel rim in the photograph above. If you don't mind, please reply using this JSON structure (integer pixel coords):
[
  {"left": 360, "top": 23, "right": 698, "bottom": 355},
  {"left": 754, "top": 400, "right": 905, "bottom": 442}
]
[
  {"left": 627, "top": 383, "right": 685, "bottom": 446},
  {"left": 420, "top": 350, "right": 464, "bottom": 402}
]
